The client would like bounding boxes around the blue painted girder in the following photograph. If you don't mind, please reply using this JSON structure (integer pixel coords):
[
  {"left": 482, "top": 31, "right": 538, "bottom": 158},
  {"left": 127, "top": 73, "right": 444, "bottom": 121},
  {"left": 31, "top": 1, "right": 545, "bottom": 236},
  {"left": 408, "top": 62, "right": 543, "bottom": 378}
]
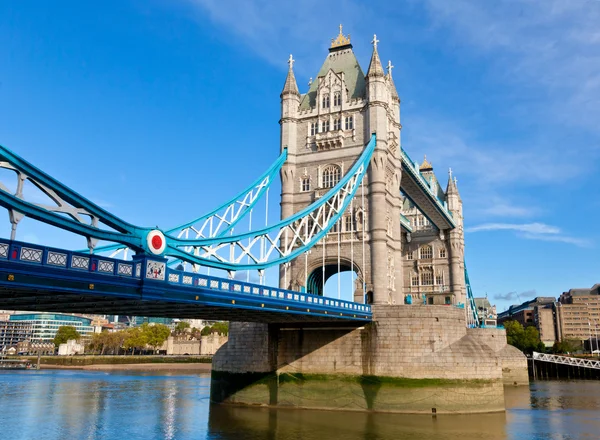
[{"left": 0, "top": 239, "right": 371, "bottom": 324}]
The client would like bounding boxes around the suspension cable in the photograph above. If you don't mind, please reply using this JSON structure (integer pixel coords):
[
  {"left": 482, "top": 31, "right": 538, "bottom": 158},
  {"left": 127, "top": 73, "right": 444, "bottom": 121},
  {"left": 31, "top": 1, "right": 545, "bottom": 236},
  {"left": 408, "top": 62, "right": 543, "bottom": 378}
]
[
  {"left": 350, "top": 196, "right": 354, "bottom": 301},
  {"left": 361, "top": 177, "right": 366, "bottom": 299},
  {"left": 322, "top": 207, "right": 325, "bottom": 297},
  {"left": 247, "top": 209, "right": 252, "bottom": 282},
  {"left": 337, "top": 217, "right": 341, "bottom": 300}
]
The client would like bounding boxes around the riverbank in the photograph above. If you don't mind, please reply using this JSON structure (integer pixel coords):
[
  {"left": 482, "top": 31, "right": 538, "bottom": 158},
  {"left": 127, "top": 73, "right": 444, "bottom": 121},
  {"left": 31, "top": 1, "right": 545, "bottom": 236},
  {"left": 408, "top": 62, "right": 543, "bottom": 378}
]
[
  {"left": 15, "top": 355, "right": 212, "bottom": 371},
  {"left": 41, "top": 362, "right": 212, "bottom": 372}
]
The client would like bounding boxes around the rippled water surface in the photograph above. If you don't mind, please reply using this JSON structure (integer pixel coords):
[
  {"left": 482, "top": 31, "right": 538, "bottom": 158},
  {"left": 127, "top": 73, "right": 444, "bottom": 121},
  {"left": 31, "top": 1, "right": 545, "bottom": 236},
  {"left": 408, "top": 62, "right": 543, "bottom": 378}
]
[{"left": 0, "top": 370, "right": 599, "bottom": 439}]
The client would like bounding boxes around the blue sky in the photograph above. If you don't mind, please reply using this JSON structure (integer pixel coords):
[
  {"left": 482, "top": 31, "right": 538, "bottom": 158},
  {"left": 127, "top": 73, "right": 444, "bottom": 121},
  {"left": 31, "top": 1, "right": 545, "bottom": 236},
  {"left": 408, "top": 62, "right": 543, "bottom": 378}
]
[{"left": 1, "top": 0, "right": 599, "bottom": 311}]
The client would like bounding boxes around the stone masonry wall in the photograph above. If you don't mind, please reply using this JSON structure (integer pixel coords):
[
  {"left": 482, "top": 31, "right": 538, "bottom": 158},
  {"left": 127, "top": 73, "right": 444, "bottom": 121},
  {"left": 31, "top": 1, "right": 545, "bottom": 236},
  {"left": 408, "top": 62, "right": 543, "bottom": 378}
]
[{"left": 213, "top": 305, "right": 526, "bottom": 382}]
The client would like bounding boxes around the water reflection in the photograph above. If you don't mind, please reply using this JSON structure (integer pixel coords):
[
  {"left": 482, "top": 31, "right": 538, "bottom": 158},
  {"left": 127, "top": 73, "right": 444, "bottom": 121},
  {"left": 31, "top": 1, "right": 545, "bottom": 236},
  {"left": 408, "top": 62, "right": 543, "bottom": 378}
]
[
  {"left": 0, "top": 371, "right": 599, "bottom": 440},
  {"left": 208, "top": 405, "right": 508, "bottom": 440}
]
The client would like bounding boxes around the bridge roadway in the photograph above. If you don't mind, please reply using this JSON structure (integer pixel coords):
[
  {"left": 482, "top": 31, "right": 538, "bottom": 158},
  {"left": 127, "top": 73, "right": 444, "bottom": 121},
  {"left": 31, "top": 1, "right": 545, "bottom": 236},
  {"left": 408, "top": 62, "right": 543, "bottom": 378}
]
[
  {"left": 0, "top": 239, "right": 371, "bottom": 325},
  {"left": 400, "top": 148, "right": 455, "bottom": 230}
]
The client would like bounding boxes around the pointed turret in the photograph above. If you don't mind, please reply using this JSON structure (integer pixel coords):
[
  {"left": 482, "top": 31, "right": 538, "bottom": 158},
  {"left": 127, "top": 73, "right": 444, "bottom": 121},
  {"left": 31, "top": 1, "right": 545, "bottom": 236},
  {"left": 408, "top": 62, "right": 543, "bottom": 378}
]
[
  {"left": 445, "top": 168, "right": 461, "bottom": 200},
  {"left": 281, "top": 54, "right": 300, "bottom": 98},
  {"left": 386, "top": 60, "right": 399, "bottom": 101},
  {"left": 366, "top": 35, "right": 385, "bottom": 78}
]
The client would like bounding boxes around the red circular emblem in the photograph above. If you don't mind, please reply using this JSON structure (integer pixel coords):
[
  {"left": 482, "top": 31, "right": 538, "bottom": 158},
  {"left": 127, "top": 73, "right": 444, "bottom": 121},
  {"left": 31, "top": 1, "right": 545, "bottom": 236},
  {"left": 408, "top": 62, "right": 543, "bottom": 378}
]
[
  {"left": 151, "top": 235, "right": 163, "bottom": 250},
  {"left": 146, "top": 230, "right": 166, "bottom": 255}
]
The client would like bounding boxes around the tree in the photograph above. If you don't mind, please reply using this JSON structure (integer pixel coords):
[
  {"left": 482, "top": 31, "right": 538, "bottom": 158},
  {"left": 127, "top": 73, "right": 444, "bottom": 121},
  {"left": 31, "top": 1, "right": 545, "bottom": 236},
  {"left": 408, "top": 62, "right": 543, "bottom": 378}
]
[
  {"left": 173, "top": 321, "right": 191, "bottom": 336},
  {"left": 53, "top": 325, "right": 81, "bottom": 347},
  {"left": 123, "top": 327, "right": 148, "bottom": 355},
  {"left": 552, "top": 339, "right": 581, "bottom": 354},
  {"left": 145, "top": 324, "right": 171, "bottom": 352},
  {"left": 201, "top": 322, "right": 229, "bottom": 336},
  {"left": 504, "top": 320, "right": 545, "bottom": 354}
]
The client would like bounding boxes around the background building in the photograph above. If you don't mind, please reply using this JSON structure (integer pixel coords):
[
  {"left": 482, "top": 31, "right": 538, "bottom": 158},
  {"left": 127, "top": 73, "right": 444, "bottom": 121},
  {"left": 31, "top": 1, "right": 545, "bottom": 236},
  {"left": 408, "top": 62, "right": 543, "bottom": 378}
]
[
  {"left": 0, "top": 320, "right": 33, "bottom": 351},
  {"left": 9, "top": 313, "right": 93, "bottom": 342},
  {"left": 556, "top": 284, "right": 600, "bottom": 343}
]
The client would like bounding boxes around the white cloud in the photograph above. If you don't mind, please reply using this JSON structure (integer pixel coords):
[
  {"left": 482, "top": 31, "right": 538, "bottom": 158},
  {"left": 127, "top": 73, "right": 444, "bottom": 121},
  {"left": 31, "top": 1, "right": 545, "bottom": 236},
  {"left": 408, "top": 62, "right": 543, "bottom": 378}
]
[
  {"left": 520, "top": 233, "right": 592, "bottom": 248},
  {"left": 421, "top": 0, "right": 600, "bottom": 132},
  {"left": 466, "top": 222, "right": 559, "bottom": 234},
  {"left": 481, "top": 202, "right": 538, "bottom": 218},
  {"left": 184, "top": 0, "right": 372, "bottom": 71},
  {"left": 466, "top": 222, "right": 591, "bottom": 247}
]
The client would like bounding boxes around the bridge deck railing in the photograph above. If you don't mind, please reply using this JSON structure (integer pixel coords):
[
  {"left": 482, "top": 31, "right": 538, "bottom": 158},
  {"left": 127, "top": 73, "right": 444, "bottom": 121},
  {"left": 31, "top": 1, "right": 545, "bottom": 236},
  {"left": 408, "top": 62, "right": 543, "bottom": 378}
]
[
  {"left": 400, "top": 148, "right": 455, "bottom": 226},
  {"left": 0, "top": 239, "right": 372, "bottom": 317}
]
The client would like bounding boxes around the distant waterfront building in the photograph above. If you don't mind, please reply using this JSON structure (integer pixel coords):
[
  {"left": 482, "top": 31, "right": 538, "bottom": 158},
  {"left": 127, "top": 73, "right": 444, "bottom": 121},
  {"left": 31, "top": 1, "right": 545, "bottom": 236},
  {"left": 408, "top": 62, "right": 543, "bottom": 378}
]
[
  {"left": 556, "top": 284, "right": 600, "bottom": 343},
  {"left": 9, "top": 313, "right": 93, "bottom": 342},
  {"left": 498, "top": 297, "right": 558, "bottom": 347},
  {"left": 0, "top": 320, "right": 33, "bottom": 350}
]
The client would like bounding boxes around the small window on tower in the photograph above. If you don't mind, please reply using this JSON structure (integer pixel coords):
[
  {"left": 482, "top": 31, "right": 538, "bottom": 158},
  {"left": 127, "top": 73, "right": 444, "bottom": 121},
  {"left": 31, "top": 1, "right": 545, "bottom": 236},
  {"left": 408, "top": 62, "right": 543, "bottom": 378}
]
[
  {"left": 321, "top": 120, "right": 330, "bottom": 132},
  {"left": 421, "top": 268, "right": 434, "bottom": 285},
  {"left": 310, "top": 123, "right": 317, "bottom": 136},
  {"left": 345, "top": 116, "right": 354, "bottom": 130},
  {"left": 407, "top": 251, "right": 413, "bottom": 260},
  {"left": 411, "top": 274, "right": 419, "bottom": 286},
  {"left": 322, "top": 165, "right": 341, "bottom": 188},
  {"left": 301, "top": 177, "right": 310, "bottom": 192},
  {"left": 436, "top": 271, "right": 444, "bottom": 285},
  {"left": 334, "top": 119, "right": 341, "bottom": 131},
  {"left": 334, "top": 92, "right": 341, "bottom": 106},
  {"left": 439, "top": 248, "right": 446, "bottom": 258},
  {"left": 419, "top": 245, "right": 433, "bottom": 259},
  {"left": 322, "top": 95, "right": 330, "bottom": 109},
  {"left": 345, "top": 216, "right": 353, "bottom": 232}
]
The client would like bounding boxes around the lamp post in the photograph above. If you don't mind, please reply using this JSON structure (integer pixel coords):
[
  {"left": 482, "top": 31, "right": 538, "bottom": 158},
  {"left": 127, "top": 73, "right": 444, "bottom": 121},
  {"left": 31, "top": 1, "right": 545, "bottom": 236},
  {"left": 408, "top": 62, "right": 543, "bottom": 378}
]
[{"left": 588, "top": 320, "right": 594, "bottom": 356}]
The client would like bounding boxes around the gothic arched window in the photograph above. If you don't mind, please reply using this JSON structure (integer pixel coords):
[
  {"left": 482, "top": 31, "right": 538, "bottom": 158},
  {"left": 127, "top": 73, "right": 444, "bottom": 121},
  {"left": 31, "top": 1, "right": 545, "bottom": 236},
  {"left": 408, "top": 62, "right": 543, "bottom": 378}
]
[
  {"left": 419, "top": 245, "right": 433, "bottom": 259},
  {"left": 421, "top": 268, "right": 434, "bottom": 286},
  {"left": 321, "top": 120, "right": 330, "bottom": 133},
  {"left": 310, "top": 123, "right": 317, "bottom": 136},
  {"left": 322, "top": 165, "right": 341, "bottom": 188},
  {"left": 334, "top": 92, "right": 341, "bottom": 106},
  {"left": 322, "top": 95, "right": 330, "bottom": 109},
  {"left": 334, "top": 118, "right": 341, "bottom": 131},
  {"left": 411, "top": 273, "right": 419, "bottom": 286},
  {"left": 436, "top": 270, "right": 444, "bottom": 285},
  {"left": 439, "top": 247, "right": 446, "bottom": 258}
]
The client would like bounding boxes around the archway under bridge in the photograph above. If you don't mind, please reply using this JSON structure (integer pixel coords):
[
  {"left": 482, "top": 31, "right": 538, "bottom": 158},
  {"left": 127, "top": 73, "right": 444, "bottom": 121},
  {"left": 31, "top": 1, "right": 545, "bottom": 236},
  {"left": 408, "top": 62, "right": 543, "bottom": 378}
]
[{"left": 305, "top": 258, "right": 364, "bottom": 301}]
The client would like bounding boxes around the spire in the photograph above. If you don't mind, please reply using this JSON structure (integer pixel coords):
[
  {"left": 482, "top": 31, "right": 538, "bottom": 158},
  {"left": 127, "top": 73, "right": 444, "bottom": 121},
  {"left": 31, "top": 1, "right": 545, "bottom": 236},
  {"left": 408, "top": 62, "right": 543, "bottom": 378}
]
[
  {"left": 446, "top": 168, "right": 460, "bottom": 195},
  {"left": 386, "top": 60, "right": 399, "bottom": 100},
  {"left": 366, "top": 34, "right": 384, "bottom": 78},
  {"left": 330, "top": 24, "right": 352, "bottom": 51},
  {"left": 281, "top": 54, "right": 300, "bottom": 97},
  {"left": 419, "top": 155, "right": 433, "bottom": 172}
]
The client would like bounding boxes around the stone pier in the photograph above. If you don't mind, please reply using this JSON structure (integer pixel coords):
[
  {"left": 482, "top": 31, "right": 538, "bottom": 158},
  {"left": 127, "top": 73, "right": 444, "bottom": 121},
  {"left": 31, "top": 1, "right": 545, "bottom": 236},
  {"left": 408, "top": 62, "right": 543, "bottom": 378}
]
[{"left": 210, "top": 305, "right": 528, "bottom": 414}]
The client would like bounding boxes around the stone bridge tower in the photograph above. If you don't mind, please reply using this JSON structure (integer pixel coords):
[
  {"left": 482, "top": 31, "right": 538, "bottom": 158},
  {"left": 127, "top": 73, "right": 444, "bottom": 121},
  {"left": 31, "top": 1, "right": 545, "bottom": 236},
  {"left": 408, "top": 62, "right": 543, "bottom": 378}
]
[{"left": 279, "top": 28, "right": 465, "bottom": 307}]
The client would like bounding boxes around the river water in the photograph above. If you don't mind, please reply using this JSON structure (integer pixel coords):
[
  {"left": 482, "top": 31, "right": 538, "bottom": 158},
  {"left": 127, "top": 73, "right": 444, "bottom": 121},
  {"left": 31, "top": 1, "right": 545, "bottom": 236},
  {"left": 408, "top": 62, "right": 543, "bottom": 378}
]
[{"left": 0, "top": 370, "right": 598, "bottom": 440}]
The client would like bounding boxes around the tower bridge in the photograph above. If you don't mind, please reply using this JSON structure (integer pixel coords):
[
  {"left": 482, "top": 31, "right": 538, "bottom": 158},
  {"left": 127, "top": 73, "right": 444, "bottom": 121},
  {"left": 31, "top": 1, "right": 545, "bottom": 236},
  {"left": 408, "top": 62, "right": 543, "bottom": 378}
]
[{"left": 0, "top": 27, "right": 527, "bottom": 414}]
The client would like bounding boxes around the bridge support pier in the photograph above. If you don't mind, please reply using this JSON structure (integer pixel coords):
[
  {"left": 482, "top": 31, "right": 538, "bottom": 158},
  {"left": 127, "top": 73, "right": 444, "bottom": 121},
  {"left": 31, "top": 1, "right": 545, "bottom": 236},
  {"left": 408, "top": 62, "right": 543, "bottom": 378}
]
[{"left": 210, "top": 306, "right": 528, "bottom": 414}]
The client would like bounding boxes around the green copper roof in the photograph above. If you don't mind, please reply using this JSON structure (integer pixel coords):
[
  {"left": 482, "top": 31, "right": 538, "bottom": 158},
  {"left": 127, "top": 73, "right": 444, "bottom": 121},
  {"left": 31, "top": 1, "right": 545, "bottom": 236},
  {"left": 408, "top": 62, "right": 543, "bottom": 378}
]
[{"left": 299, "top": 49, "right": 366, "bottom": 110}]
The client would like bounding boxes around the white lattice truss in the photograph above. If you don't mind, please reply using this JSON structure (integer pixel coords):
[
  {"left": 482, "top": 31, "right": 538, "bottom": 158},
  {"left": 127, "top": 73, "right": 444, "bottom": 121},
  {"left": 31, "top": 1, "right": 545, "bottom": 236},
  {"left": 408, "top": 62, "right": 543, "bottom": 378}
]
[
  {"left": 108, "top": 173, "right": 272, "bottom": 260},
  {"left": 168, "top": 159, "right": 367, "bottom": 271},
  {"left": 532, "top": 352, "right": 600, "bottom": 370}
]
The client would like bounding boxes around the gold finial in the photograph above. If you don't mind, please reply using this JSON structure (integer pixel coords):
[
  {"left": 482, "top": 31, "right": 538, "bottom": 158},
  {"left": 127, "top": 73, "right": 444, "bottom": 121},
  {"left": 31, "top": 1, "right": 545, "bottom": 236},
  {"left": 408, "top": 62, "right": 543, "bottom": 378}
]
[
  {"left": 331, "top": 24, "right": 351, "bottom": 48},
  {"left": 420, "top": 155, "right": 433, "bottom": 171}
]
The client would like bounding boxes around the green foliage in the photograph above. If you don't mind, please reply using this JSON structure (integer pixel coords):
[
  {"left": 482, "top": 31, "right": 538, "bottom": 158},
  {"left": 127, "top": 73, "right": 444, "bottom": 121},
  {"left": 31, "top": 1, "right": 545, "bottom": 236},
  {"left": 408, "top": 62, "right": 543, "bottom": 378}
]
[
  {"left": 53, "top": 325, "right": 81, "bottom": 347},
  {"left": 173, "top": 321, "right": 191, "bottom": 335},
  {"left": 504, "top": 320, "right": 545, "bottom": 354},
  {"left": 552, "top": 339, "right": 581, "bottom": 354},
  {"left": 123, "top": 327, "right": 148, "bottom": 355},
  {"left": 145, "top": 323, "right": 171, "bottom": 351},
  {"left": 201, "top": 322, "right": 229, "bottom": 336}
]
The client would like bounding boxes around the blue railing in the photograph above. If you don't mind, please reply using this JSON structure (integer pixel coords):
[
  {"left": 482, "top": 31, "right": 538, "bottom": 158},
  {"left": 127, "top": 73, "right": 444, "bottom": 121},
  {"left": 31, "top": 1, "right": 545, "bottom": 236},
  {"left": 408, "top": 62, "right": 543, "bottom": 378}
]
[{"left": 0, "top": 238, "right": 371, "bottom": 316}]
